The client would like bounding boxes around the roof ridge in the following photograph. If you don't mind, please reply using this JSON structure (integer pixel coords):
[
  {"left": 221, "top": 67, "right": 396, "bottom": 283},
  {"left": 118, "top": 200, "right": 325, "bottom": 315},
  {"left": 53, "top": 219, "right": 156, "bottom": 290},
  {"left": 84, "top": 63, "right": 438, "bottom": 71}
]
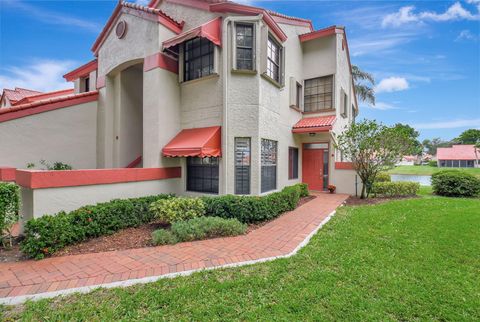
[
  {"left": 121, "top": 1, "right": 183, "bottom": 27},
  {"left": 267, "top": 9, "right": 312, "bottom": 23}
]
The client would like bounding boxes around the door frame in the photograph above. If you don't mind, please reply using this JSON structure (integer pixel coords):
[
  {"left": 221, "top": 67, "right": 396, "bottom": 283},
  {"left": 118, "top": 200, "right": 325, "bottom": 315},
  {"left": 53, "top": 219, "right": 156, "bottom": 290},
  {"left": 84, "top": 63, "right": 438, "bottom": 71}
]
[{"left": 301, "top": 141, "right": 330, "bottom": 191}]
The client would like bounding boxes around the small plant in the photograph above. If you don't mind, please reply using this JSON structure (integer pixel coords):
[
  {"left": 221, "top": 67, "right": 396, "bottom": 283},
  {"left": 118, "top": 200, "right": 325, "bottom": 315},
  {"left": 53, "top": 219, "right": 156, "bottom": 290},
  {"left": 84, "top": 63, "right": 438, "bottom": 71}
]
[
  {"left": 171, "top": 217, "right": 247, "bottom": 242},
  {"left": 372, "top": 181, "right": 420, "bottom": 197},
  {"left": 151, "top": 229, "right": 177, "bottom": 245},
  {"left": 0, "top": 182, "right": 20, "bottom": 248},
  {"left": 327, "top": 185, "right": 336, "bottom": 193},
  {"left": 27, "top": 160, "right": 73, "bottom": 170},
  {"left": 149, "top": 197, "right": 206, "bottom": 224},
  {"left": 375, "top": 172, "right": 391, "bottom": 183},
  {"left": 431, "top": 170, "right": 480, "bottom": 197},
  {"left": 428, "top": 160, "right": 438, "bottom": 167}
]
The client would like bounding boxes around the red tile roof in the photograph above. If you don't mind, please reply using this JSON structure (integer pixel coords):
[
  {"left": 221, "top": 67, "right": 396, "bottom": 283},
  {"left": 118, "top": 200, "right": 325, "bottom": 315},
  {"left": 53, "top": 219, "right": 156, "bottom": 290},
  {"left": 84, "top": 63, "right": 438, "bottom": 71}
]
[
  {"left": 292, "top": 116, "right": 336, "bottom": 133},
  {"left": 13, "top": 88, "right": 74, "bottom": 105},
  {"left": 2, "top": 87, "right": 42, "bottom": 104},
  {"left": 437, "top": 145, "right": 479, "bottom": 161}
]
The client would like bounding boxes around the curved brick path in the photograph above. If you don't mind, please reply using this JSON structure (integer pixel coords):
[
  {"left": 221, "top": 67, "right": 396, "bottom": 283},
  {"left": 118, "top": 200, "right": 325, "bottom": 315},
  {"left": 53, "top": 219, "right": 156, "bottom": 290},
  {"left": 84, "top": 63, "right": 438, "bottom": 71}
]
[{"left": 0, "top": 193, "right": 348, "bottom": 304}]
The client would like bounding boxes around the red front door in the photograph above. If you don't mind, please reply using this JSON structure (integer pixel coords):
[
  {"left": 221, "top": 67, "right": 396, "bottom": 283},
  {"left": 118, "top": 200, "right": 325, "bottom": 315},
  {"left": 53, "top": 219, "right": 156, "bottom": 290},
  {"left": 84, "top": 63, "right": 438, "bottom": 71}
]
[{"left": 302, "top": 148, "right": 325, "bottom": 191}]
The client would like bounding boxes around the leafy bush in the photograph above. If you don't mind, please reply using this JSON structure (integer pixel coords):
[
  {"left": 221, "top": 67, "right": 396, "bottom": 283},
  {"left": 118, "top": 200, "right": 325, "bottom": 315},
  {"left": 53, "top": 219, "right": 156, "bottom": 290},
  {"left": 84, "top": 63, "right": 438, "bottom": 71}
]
[
  {"left": 428, "top": 160, "right": 438, "bottom": 167},
  {"left": 169, "top": 217, "right": 247, "bottom": 243},
  {"left": 372, "top": 181, "right": 420, "bottom": 197},
  {"left": 21, "top": 194, "right": 172, "bottom": 259},
  {"left": 151, "top": 229, "right": 177, "bottom": 245},
  {"left": 297, "top": 183, "right": 309, "bottom": 197},
  {"left": 431, "top": 170, "right": 480, "bottom": 197},
  {"left": 27, "top": 160, "right": 73, "bottom": 170},
  {"left": 375, "top": 172, "right": 391, "bottom": 183},
  {"left": 149, "top": 197, "right": 205, "bottom": 224},
  {"left": 0, "top": 182, "right": 20, "bottom": 247},
  {"left": 202, "top": 183, "right": 307, "bottom": 224}
]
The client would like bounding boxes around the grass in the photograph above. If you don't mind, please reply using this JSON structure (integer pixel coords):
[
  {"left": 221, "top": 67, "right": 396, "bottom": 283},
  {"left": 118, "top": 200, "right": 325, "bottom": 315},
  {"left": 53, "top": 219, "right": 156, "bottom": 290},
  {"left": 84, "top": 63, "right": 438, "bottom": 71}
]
[
  {"left": 2, "top": 196, "right": 480, "bottom": 321},
  {"left": 389, "top": 165, "right": 480, "bottom": 177}
]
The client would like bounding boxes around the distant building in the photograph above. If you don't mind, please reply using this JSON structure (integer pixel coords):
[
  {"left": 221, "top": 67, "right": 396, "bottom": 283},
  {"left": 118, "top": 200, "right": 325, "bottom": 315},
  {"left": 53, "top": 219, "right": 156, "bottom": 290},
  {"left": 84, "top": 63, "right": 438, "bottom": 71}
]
[
  {"left": 0, "top": 88, "right": 42, "bottom": 108},
  {"left": 437, "top": 145, "right": 479, "bottom": 168}
]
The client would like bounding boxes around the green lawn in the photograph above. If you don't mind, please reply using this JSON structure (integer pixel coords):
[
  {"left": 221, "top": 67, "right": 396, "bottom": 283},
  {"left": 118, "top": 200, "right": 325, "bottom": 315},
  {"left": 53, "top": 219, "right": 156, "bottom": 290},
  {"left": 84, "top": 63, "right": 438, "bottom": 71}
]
[
  {"left": 389, "top": 165, "right": 480, "bottom": 177},
  {"left": 2, "top": 195, "right": 479, "bottom": 321}
]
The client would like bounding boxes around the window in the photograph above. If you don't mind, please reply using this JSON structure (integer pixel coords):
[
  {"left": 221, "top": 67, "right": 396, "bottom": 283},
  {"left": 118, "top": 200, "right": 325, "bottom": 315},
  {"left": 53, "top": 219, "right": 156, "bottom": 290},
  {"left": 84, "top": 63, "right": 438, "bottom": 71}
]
[
  {"left": 84, "top": 77, "right": 90, "bottom": 92},
  {"left": 288, "top": 147, "right": 298, "bottom": 179},
  {"left": 184, "top": 37, "right": 214, "bottom": 81},
  {"left": 235, "top": 138, "right": 251, "bottom": 194},
  {"left": 341, "top": 89, "right": 348, "bottom": 117},
  {"left": 261, "top": 139, "right": 277, "bottom": 192},
  {"left": 267, "top": 36, "right": 282, "bottom": 83},
  {"left": 187, "top": 157, "right": 219, "bottom": 193},
  {"left": 236, "top": 24, "right": 254, "bottom": 70},
  {"left": 323, "top": 149, "right": 329, "bottom": 190},
  {"left": 296, "top": 82, "right": 302, "bottom": 108},
  {"left": 304, "top": 75, "right": 333, "bottom": 112}
]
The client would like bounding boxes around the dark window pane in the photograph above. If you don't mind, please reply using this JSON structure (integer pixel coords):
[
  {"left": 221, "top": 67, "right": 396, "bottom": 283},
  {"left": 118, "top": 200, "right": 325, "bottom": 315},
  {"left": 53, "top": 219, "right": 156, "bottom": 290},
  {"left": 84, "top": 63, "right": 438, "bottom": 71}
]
[
  {"left": 184, "top": 37, "right": 214, "bottom": 81},
  {"left": 236, "top": 23, "right": 254, "bottom": 70},
  {"left": 267, "top": 36, "right": 281, "bottom": 82},
  {"left": 261, "top": 139, "right": 277, "bottom": 192},
  {"left": 289, "top": 147, "right": 298, "bottom": 179},
  {"left": 304, "top": 75, "right": 333, "bottom": 112},
  {"left": 187, "top": 157, "right": 219, "bottom": 193},
  {"left": 235, "top": 138, "right": 251, "bottom": 195}
]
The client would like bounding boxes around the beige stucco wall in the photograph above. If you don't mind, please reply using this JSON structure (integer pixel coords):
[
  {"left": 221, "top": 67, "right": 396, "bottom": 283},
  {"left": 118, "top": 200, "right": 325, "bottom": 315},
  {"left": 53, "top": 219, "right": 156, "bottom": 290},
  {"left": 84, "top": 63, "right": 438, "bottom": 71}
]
[
  {"left": 0, "top": 101, "right": 97, "bottom": 169},
  {"left": 20, "top": 178, "right": 182, "bottom": 225},
  {"left": 158, "top": 1, "right": 219, "bottom": 30}
]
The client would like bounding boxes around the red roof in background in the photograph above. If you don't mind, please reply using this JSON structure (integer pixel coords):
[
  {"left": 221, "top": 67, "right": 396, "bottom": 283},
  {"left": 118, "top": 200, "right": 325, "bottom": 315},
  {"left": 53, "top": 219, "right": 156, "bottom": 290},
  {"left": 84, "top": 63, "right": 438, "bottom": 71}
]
[
  {"left": 163, "top": 126, "right": 221, "bottom": 157},
  {"left": 163, "top": 17, "right": 222, "bottom": 49},
  {"left": 13, "top": 89, "right": 74, "bottom": 105},
  {"left": 2, "top": 87, "right": 42, "bottom": 104},
  {"left": 437, "top": 145, "right": 479, "bottom": 161},
  {"left": 292, "top": 116, "right": 336, "bottom": 133}
]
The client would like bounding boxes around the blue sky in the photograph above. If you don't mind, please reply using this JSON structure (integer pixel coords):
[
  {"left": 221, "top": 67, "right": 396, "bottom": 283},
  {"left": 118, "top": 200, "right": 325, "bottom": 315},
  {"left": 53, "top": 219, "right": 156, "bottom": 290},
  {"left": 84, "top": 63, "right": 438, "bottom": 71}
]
[{"left": 0, "top": 0, "right": 479, "bottom": 140}]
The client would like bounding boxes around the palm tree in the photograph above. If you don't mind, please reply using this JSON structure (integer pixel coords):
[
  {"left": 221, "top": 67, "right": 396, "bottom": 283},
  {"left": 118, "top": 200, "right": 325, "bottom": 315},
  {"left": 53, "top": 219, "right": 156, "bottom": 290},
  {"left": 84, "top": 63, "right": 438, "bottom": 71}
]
[{"left": 352, "top": 65, "right": 375, "bottom": 106}]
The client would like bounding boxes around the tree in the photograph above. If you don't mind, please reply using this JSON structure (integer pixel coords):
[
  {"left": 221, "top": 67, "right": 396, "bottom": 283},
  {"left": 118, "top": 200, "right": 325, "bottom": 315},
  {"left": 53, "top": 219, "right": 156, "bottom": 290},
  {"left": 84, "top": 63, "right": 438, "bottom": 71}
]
[
  {"left": 455, "top": 129, "right": 480, "bottom": 145},
  {"left": 352, "top": 65, "right": 375, "bottom": 106},
  {"left": 422, "top": 138, "right": 453, "bottom": 155},
  {"left": 393, "top": 123, "right": 423, "bottom": 156},
  {"left": 336, "top": 120, "right": 415, "bottom": 199}
]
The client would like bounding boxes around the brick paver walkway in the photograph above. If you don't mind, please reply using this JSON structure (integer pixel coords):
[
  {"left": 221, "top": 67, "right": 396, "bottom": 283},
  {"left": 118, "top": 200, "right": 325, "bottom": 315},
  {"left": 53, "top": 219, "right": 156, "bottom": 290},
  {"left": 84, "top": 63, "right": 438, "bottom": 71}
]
[{"left": 0, "top": 193, "right": 347, "bottom": 304}]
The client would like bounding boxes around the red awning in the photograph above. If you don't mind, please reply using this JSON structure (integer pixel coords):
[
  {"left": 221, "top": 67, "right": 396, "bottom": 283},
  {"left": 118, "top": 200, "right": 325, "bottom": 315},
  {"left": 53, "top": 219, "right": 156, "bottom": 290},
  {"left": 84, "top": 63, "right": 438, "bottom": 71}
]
[
  {"left": 292, "top": 115, "right": 336, "bottom": 133},
  {"left": 163, "top": 126, "right": 222, "bottom": 158},
  {"left": 163, "top": 17, "right": 222, "bottom": 50}
]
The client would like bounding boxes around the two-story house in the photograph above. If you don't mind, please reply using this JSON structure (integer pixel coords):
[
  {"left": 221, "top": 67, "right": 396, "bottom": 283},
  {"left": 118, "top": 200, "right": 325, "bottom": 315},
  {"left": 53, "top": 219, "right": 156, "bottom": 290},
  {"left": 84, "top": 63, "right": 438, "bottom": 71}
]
[{"left": 0, "top": 0, "right": 359, "bottom": 196}]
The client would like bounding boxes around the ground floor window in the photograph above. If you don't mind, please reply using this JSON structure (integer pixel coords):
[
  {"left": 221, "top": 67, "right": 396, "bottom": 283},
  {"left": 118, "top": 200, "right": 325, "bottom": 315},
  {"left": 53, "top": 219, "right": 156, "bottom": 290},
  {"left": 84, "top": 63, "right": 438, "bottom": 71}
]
[
  {"left": 261, "top": 139, "right": 277, "bottom": 193},
  {"left": 288, "top": 147, "right": 298, "bottom": 179},
  {"left": 323, "top": 149, "right": 329, "bottom": 190},
  {"left": 440, "top": 159, "right": 475, "bottom": 168},
  {"left": 187, "top": 157, "right": 219, "bottom": 193},
  {"left": 235, "top": 138, "right": 251, "bottom": 194}
]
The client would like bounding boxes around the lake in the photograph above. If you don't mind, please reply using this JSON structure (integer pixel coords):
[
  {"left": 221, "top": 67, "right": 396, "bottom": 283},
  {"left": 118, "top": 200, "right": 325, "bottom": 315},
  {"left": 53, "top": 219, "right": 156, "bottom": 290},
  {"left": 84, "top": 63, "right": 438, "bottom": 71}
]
[{"left": 391, "top": 174, "right": 432, "bottom": 186}]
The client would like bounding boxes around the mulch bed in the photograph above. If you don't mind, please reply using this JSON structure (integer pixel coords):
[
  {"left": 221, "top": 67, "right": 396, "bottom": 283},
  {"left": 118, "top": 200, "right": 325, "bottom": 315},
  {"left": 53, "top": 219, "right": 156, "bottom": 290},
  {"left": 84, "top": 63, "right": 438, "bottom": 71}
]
[
  {"left": 0, "top": 195, "right": 317, "bottom": 263},
  {"left": 344, "top": 195, "right": 419, "bottom": 206}
]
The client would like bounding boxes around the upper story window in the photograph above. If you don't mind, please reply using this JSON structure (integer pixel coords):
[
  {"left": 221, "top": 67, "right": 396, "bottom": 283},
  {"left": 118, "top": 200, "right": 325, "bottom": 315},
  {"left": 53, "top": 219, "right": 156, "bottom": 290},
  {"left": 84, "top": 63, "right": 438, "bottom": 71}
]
[
  {"left": 184, "top": 37, "right": 214, "bottom": 82},
  {"left": 84, "top": 77, "right": 90, "bottom": 92},
  {"left": 296, "top": 82, "right": 302, "bottom": 108},
  {"left": 236, "top": 23, "right": 254, "bottom": 70},
  {"left": 304, "top": 75, "right": 333, "bottom": 112},
  {"left": 267, "top": 36, "right": 282, "bottom": 83},
  {"left": 341, "top": 89, "right": 348, "bottom": 117}
]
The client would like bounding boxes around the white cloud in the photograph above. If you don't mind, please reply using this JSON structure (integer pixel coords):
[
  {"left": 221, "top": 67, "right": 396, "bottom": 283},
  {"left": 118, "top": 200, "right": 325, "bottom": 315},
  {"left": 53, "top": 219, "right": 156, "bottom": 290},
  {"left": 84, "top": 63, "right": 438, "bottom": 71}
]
[
  {"left": 412, "top": 119, "right": 480, "bottom": 129},
  {"left": 375, "top": 77, "right": 410, "bottom": 93},
  {"left": 382, "top": 2, "right": 479, "bottom": 27},
  {"left": 349, "top": 33, "right": 415, "bottom": 56},
  {"left": 0, "top": 60, "right": 76, "bottom": 92},
  {"left": 3, "top": 0, "right": 101, "bottom": 33},
  {"left": 456, "top": 29, "right": 477, "bottom": 41},
  {"left": 369, "top": 102, "right": 398, "bottom": 110}
]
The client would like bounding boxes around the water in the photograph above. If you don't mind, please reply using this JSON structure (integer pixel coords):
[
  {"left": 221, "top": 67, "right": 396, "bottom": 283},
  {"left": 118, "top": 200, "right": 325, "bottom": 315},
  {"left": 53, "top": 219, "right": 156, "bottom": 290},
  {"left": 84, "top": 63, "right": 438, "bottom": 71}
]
[{"left": 390, "top": 174, "right": 432, "bottom": 186}]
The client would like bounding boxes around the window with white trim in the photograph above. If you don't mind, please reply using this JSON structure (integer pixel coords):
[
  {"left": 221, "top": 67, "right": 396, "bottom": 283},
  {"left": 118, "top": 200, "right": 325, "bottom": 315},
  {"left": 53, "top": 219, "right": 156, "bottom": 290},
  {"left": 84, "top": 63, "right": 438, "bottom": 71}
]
[
  {"left": 187, "top": 157, "right": 219, "bottom": 194},
  {"left": 266, "top": 36, "right": 282, "bottom": 83},
  {"left": 288, "top": 147, "right": 299, "bottom": 179},
  {"left": 304, "top": 75, "right": 333, "bottom": 112},
  {"left": 236, "top": 23, "right": 254, "bottom": 70},
  {"left": 234, "top": 138, "right": 251, "bottom": 194},
  {"left": 261, "top": 139, "right": 277, "bottom": 193}
]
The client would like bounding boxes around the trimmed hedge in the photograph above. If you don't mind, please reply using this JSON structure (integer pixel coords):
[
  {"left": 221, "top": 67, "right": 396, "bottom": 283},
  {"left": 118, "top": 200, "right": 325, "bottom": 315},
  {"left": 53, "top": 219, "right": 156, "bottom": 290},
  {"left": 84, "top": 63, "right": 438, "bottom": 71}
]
[
  {"left": 372, "top": 181, "right": 420, "bottom": 197},
  {"left": 0, "top": 182, "right": 20, "bottom": 246},
  {"left": 202, "top": 183, "right": 308, "bottom": 224},
  {"left": 432, "top": 170, "right": 480, "bottom": 197},
  {"left": 149, "top": 197, "right": 205, "bottom": 224},
  {"left": 151, "top": 229, "right": 177, "bottom": 245},
  {"left": 21, "top": 194, "right": 172, "bottom": 259},
  {"left": 375, "top": 172, "right": 391, "bottom": 183}
]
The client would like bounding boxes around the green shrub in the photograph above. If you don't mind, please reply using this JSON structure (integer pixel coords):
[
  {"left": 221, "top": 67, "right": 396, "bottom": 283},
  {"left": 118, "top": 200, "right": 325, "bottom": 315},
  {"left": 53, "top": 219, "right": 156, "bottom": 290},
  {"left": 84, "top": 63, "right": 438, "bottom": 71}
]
[
  {"left": 428, "top": 160, "right": 438, "bottom": 167},
  {"left": 170, "top": 217, "right": 247, "bottom": 242},
  {"left": 431, "top": 170, "right": 480, "bottom": 197},
  {"left": 21, "top": 194, "right": 172, "bottom": 259},
  {"left": 149, "top": 197, "right": 205, "bottom": 224},
  {"left": 0, "top": 182, "right": 20, "bottom": 247},
  {"left": 372, "top": 181, "right": 420, "bottom": 197},
  {"left": 151, "top": 229, "right": 177, "bottom": 245},
  {"left": 202, "top": 183, "right": 307, "bottom": 224},
  {"left": 375, "top": 172, "right": 391, "bottom": 183},
  {"left": 297, "top": 183, "right": 309, "bottom": 197}
]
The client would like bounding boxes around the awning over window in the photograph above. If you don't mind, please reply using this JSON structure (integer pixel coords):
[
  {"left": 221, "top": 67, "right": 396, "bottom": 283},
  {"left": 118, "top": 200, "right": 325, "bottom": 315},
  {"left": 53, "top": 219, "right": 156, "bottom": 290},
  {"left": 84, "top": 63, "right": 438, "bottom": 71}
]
[
  {"left": 292, "top": 115, "right": 336, "bottom": 133},
  {"left": 163, "top": 126, "right": 222, "bottom": 158},
  {"left": 163, "top": 17, "right": 222, "bottom": 50}
]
